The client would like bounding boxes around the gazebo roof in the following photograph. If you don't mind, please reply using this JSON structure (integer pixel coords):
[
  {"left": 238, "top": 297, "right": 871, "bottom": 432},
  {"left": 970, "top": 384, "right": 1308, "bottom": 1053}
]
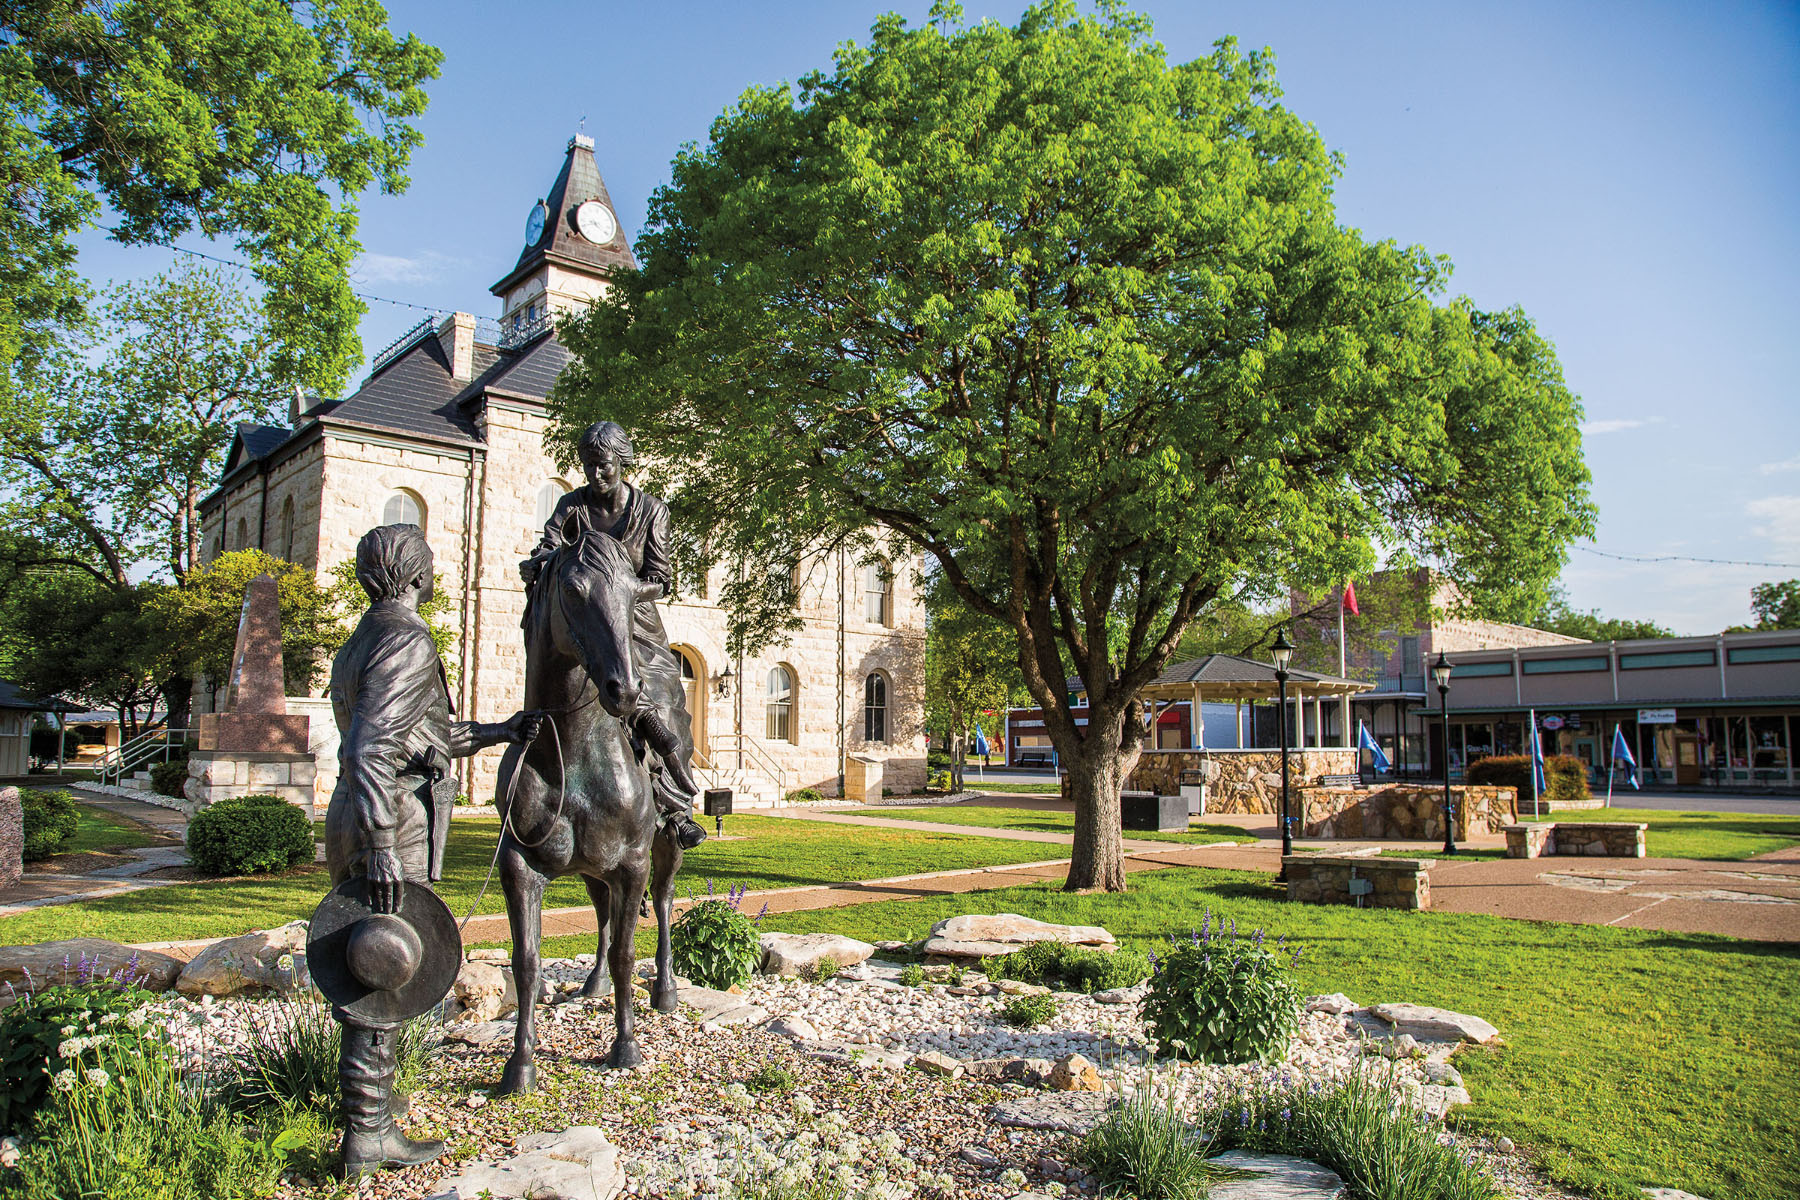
[{"left": 1138, "top": 654, "right": 1373, "bottom": 703}]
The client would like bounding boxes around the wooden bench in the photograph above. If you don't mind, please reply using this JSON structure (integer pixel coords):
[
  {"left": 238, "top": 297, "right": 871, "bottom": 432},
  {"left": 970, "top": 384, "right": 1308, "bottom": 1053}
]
[
  {"left": 1015, "top": 751, "right": 1053, "bottom": 768},
  {"left": 1504, "top": 821, "right": 1646, "bottom": 859}
]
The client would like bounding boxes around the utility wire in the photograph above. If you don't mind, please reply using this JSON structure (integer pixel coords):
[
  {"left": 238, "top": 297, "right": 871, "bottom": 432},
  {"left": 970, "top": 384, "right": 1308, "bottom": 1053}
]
[
  {"left": 168, "top": 244, "right": 449, "bottom": 315},
  {"left": 1575, "top": 546, "right": 1800, "bottom": 571}
]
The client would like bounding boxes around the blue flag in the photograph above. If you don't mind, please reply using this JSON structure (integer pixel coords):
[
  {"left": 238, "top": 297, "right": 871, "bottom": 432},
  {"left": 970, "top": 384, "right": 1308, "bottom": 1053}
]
[
  {"left": 1357, "top": 721, "right": 1392, "bottom": 773},
  {"left": 1612, "top": 725, "right": 1639, "bottom": 789},
  {"left": 1530, "top": 723, "right": 1548, "bottom": 797},
  {"left": 973, "top": 726, "right": 989, "bottom": 757}
]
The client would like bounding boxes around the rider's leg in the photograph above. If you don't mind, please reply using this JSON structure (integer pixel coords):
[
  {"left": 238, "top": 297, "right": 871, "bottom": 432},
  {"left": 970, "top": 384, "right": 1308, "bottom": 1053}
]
[{"left": 633, "top": 703, "right": 708, "bottom": 850}]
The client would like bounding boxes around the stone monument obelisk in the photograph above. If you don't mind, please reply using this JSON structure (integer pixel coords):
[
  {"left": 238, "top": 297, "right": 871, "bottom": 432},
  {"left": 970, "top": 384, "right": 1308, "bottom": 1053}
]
[{"left": 185, "top": 574, "right": 317, "bottom": 812}]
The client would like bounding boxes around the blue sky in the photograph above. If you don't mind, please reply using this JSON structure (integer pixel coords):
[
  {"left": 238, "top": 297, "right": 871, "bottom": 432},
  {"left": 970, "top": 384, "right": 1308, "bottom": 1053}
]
[{"left": 73, "top": 1, "right": 1800, "bottom": 634}]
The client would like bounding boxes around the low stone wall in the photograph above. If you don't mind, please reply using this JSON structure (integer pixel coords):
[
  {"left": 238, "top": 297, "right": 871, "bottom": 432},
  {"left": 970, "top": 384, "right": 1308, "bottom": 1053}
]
[
  {"left": 1504, "top": 822, "right": 1646, "bottom": 859},
  {"left": 186, "top": 751, "right": 317, "bottom": 814},
  {"left": 1128, "top": 749, "right": 1359, "bottom": 814},
  {"left": 1301, "top": 784, "right": 1517, "bottom": 842},
  {"left": 1284, "top": 855, "right": 1432, "bottom": 910}
]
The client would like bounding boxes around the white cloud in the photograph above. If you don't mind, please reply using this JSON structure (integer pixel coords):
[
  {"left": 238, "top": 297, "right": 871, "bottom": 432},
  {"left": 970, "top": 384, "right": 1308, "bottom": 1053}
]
[
  {"left": 1580, "top": 416, "right": 1664, "bottom": 436},
  {"left": 1746, "top": 494, "right": 1800, "bottom": 556},
  {"left": 1760, "top": 455, "right": 1800, "bottom": 475},
  {"left": 351, "top": 250, "right": 461, "bottom": 286}
]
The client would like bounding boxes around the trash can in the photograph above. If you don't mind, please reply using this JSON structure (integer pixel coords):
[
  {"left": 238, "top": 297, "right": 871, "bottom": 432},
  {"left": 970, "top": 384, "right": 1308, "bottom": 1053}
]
[
  {"left": 1121, "top": 789, "right": 1188, "bottom": 832},
  {"left": 1179, "top": 769, "right": 1207, "bottom": 817}
]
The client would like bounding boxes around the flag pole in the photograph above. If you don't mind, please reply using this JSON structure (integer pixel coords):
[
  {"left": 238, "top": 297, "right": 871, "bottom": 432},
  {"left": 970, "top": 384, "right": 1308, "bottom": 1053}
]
[
  {"left": 1338, "top": 589, "right": 1350, "bottom": 748},
  {"left": 1528, "top": 708, "right": 1539, "bottom": 816}
]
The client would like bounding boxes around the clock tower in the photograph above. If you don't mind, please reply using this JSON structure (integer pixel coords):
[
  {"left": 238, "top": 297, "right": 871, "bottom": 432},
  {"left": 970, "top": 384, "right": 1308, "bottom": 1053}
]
[{"left": 490, "top": 133, "right": 636, "bottom": 337}]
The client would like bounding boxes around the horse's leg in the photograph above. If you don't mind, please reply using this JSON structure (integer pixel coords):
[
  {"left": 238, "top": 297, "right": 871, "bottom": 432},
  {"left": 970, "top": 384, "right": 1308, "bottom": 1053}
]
[
  {"left": 496, "top": 844, "right": 546, "bottom": 1096},
  {"left": 580, "top": 875, "right": 611, "bottom": 1000},
  {"left": 605, "top": 855, "right": 650, "bottom": 1069},
  {"left": 650, "top": 832, "right": 683, "bottom": 1013}
]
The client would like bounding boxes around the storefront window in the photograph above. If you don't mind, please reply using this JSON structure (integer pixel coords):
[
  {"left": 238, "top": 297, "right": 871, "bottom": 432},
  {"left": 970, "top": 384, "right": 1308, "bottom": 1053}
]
[{"left": 1750, "top": 715, "right": 1790, "bottom": 778}]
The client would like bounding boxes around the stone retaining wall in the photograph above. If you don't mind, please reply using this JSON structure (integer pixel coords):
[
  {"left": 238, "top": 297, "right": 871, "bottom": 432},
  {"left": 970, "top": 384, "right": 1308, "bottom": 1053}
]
[
  {"left": 1301, "top": 784, "right": 1516, "bottom": 841},
  {"left": 1127, "top": 749, "right": 1359, "bottom": 813},
  {"left": 1504, "top": 822, "right": 1646, "bottom": 859},
  {"left": 1284, "top": 855, "right": 1431, "bottom": 910}
]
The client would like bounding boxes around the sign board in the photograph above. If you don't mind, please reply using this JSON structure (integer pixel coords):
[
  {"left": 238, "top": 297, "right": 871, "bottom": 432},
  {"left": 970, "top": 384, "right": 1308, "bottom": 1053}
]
[
  {"left": 1540, "top": 716, "right": 1564, "bottom": 731},
  {"left": 1637, "top": 708, "right": 1678, "bottom": 725}
]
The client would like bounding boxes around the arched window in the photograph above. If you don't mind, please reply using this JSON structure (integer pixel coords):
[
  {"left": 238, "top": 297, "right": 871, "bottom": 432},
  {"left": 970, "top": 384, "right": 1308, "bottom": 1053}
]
[
  {"left": 765, "top": 665, "right": 795, "bottom": 743},
  {"left": 862, "top": 558, "right": 891, "bottom": 625},
  {"left": 864, "top": 673, "right": 888, "bottom": 743},
  {"left": 234, "top": 517, "right": 247, "bottom": 551},
  {"left": 535, "top": 479, "right": 570, "bottom": 528},
  {"left": 277, "top": 496, "right": 295, "bottom": 561},
  {"left": 383, "top": 489, "right": 425, "bottom": 531}
]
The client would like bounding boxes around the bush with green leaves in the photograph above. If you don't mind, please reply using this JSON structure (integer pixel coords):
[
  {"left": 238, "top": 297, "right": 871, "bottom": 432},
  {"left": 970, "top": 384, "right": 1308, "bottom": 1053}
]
[
  {"left": 670, "top": 882, "right": 764, "bottom": 991},
  {"left": 20, "top": 788, "right": 80, "bottom": 861},
  {"left": 0, "top": 984, "right": 163, "bottom": 1134},
  {"left": 1078, "top": 1087, "right": 1220, "bottom": 1200},
  {"left": 797, "top": 957, "right": 841, "bottom": 984},
  {"left": 1000, "top": 992, "right": 1058, "bottom": 1028},
  {"left": 1142, "top": 914, "right": 1301, "bottom": 1064},
  {"left": 185, "top": 793, "right": 314, "bottom": 876},
  {"left": 783, "top": 787, "right": 826, "bottom": 805},
  {"left": 150, "top": 757, "right": 190, "bottom": 798},
  {"left": 898, "top": 963, "right": 925, "bottom": 988},
  {"left": 743, "top": 1064, "right": 796, "bottom": 1095},
  {"left": 988, "top": 940, "right": 1151, "bottom": 994},
  {"left": 1467, "top": 753, "right": 1590, "bottom": 804}
]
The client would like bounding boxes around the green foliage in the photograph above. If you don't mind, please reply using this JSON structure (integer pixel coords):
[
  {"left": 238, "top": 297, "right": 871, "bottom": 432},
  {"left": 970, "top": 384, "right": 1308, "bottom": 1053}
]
[
  {"left": 149, "top": 757, "right": 189, "bottom": 799},
  {"left": 1078, "top": 1087, "right": 1220, "bottom": 1200},
  {"left": 987, "top": 940, "right": 1151, "bottom": 994},
  {"left": 743, "top": 1064, "right": 797, "bottom": 1095},
  {"left": 0, "top": 984, "right": 162, "bottom": 1134},
  {"left": 0, "top": 0, "right": 442, "bottom": 394},
  {"left": 320, "top": 558, "right": 458, "bottom": 682},
  {"left": 185, "top": 794, "right": 313, "bottom": 877},
  {"left": 1286, "top": 570, "right": 1435, "bottom": 681},
  {"left": 926, "top": 749, "right": 952, "bottom": 773},
  {"left": 796, "top": 957, "right": 841, "bottom": 984},
  {"left": 1526, "top": 586, "right": 1671, "bottom": 642},
  {"left": 20, "top": 787, "right": 78, "bottom": 861},
  {"left": 1467, "top": 754, "right": 1591, "bottom": 804},
  {"left": 999, "top": 991, "right": 1058, "bottom": 1028},
  {"left": 1142, "top": 924, "right": 1301, "bottom": 1063},
  {"left": 28, "top": 725, "right": 79, "bottom": 764},
  {"left": 927, "top": 770, "right": 953, "bottom": 792},
  {"left": 1205, "top": 1062, "right": 1500, "bottom": 1200},
  {"left": 898, "top": 963, "right": 926, "bottom": 988},
  {"left": 1748, "top": 580, "right": 1800, "bottom": 631},
  {"left": 783, "top": 787, "right": 826, "bottom": 805},
  {"left": 670, "top": 895, "right": 763, "bottom": 991},
  {"left": 215, "top": 992, "right": 438, "bottom": 1115},
  {"left": 551, "top": 1, "right": 1593, "bottom": 892},
  {"left": 925, "top": 578, "right": 1024, "bottom": 791},
  {"left": 145, "top": 551, "right": 338, "bottom": 695},
  {"left": 0, "top": 572, "right": 163, "bottom": 730}
]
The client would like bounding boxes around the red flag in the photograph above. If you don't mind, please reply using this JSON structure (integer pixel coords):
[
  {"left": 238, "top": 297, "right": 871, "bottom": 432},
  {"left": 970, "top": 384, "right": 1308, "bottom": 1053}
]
[{"left": 1342, "top": 580, "right": 1359, "bottom": 616}]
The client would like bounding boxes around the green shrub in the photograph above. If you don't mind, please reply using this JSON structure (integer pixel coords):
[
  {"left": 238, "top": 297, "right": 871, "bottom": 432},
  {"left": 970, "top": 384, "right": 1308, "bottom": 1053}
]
[
  {"left": 1142, "top": 917, "right": 1301, "bottom": 1063},
  {"left": 926, "top": 749, "right": 952, "bottom": 772},
  {"left": 671, "top": 884, "right": 763, "bottom": 991},
  {"left": 989, "top": 941, "right": 1151, "bottom": 994},
  {"left": 1000, "top": 992, "right": 1058, "bottom": 1027},
  {"left": 927, "top": 770, "right": 952, "bottom": 791},
  {"left": 215, "top": 991, "right": 439, "bottom": 1115},
  {"left": 743, "top": 1064, "right": 796, "bottom": 1095},
  {"left": 797, "top": 958, "right": 841, "bottom": 984},
  {"left": 898, "top": 963, "right": 925, "bottom": 988},
  {"left": 0, "top": 985, "right": 164, "bottom": 1134},
  {"left": 150, "top": 757, "right": 190, "bottom": 798},
  {"left": 1467, "top": 753, "right": 1590, "bottom": 804},
  {"left": 783, "top": 787, "right": 825, "bottom": 805},
  {"left": 20, "top": 788, "right": 80, "bottom": 861},
  {"left": 185, "top": 794, "right": 313, "bottom": 876},
  {"left": 1078, "top": 1087, "right": 1220, "bottom": 1200}
]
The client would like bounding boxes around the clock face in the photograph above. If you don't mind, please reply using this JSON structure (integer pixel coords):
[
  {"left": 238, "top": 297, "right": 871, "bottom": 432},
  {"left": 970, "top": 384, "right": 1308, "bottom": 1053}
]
[
  {"left": 524, "top": 202, "right": 548, "bottom": 247},
  {"left": 574, "top": 200, "right": 617, "bottom": 246}
]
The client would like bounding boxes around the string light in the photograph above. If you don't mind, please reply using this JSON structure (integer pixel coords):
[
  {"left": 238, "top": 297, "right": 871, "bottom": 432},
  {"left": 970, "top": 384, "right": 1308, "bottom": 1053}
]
[
  {"left": 168, "top": 244, "right": 448, "bottom": 315},
  {"left": 1575, "top": 545, "right": 1800, "bottom": 571}
]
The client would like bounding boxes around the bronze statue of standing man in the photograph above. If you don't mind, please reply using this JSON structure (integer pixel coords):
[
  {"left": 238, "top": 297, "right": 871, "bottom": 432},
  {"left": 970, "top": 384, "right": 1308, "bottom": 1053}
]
[{"left": 309, "top": 524, "right": 540, "bottom": 1180}]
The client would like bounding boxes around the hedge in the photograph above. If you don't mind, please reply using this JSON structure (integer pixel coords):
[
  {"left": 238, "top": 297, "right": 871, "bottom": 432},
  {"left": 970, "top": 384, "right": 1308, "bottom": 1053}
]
[
  {"left": 185, "top": 794, "right": 314, "bottom": 876},
  {"left": 20, "top": 790, "right": 80, "bottom": 861},
  {"left": 1467, "top": 753, "right": 1591, "bottom": 804},
  {"left": 149, "top": 758, "right": 190, "bottom": 798}
]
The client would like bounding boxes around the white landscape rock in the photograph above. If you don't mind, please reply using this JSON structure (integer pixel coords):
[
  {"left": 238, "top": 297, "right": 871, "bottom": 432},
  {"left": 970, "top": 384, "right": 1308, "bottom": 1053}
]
[
  {"left": 425, "top": 1125, "right": 622, "bottom": 1200},
  {"left": 920, "top": 913, "right": 1115, "bottom": 961},
  {"left": 761, "top": 1014, "right": 820, "bottom": 1042},
  {"left": 1369, "top": 1002, "right": 1499, "bottom": 1044},
  {"left": 450, "top": 960, "right": 516, "bottom": 1023},
  {"left": 758, "top": 932, "right": 875, "bottom": 976},
  {"left": 0, "top": 938, "right": 183, "bottom": 993},
  {"left": 174, "top": 922, "right": 312, "bottom": 999},
  {"left": 1208, "top": 1151, "right": 1348, "bottom": 1200},
  {"left": 1305, "top": 993, "right": 1358, "bottom": 1015}
]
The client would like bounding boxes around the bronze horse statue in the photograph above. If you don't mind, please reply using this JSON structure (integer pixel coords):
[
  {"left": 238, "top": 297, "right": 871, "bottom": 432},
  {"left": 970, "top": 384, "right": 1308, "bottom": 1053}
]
[{"left": 493, "top": 530, "right": 683, "bottom": 1089}]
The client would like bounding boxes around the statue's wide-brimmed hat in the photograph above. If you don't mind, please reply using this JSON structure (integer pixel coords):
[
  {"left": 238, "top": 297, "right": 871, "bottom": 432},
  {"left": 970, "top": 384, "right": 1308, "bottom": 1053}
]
[{"left": 308, "top": 879, "right": 460, "bottom": 1024}]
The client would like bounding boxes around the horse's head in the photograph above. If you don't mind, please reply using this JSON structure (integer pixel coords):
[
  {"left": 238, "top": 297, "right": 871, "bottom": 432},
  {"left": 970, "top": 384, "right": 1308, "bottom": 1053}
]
[{"left": 546, "top": 531, "right": 642, "bottom": 719}]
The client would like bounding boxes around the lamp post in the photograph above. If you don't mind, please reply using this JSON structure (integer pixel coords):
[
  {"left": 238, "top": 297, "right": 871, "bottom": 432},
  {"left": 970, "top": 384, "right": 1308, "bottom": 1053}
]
[
  {"left": 1272, "top": 627, "right": 1294, "bottom": 871},
  {"left": 1431, "top": 649, "right": 1456, "bottom": 855}
]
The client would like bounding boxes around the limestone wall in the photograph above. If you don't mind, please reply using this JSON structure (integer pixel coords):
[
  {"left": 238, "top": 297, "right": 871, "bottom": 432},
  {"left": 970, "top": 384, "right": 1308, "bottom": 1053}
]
[
  {"left": 1504, "top": 822, "right": 1645, "bottom": 859},
  {"left": 1128, "top": 749, "right": 1359, "bottom": 813},
  {"left": 1300, "top": 784, "right": 1516, "bottom": 841},
  {"left": 1284, "top": 855, "right": 1431, "bottom": 910}
]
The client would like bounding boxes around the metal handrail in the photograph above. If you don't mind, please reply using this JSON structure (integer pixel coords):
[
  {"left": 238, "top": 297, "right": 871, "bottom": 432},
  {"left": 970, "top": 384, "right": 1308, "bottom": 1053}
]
[
  {"left": 368, "top": 316, "right": 435, "bottom": 375},
  {"left": 96, "top": 726, "right": 189, "bottom": 785},
  {"left": 711, "top": 731, "right": 789, "bottom": 798},
  {"left": 497, "top": 308, "right": 553, "bottom": 352}
]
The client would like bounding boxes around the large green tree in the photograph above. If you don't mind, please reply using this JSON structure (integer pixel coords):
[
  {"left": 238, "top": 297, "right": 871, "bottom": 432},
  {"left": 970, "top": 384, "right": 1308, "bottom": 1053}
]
[
  {"left": 0, "top": 0, "right": 441, "bottom": 393},
  {"left": 1746, "top": 580, "right": 1800, "bottom": 631},
  {"left": 925, "top": 577, "right": 1024, "bottom": 791},
  {"left": 551, "top": 2, "right": 1595, "bottom": 889},
  {"left": 1527, "top": 587, "right": 1672, "bottom": 642},
  {"left": 0, "top": 569, "right": 162, "bottom": 733}
]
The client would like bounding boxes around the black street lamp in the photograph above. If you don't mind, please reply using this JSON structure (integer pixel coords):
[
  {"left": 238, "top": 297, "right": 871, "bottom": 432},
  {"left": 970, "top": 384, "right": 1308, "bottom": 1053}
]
[
  {"left": 1431, "top": 649, "right": 1456, "bottom": 855},
  {"left": 1272, "top": 627, "right": 1295, "bottom": 871}
]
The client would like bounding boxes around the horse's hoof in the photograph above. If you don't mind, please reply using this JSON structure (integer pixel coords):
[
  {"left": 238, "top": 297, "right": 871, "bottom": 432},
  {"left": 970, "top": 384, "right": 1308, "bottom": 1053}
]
[
  {"left": 650, "top": 984, "right": 678, "bottom": 1013},
  {"left": 495, "top": 1060, "right": 536, "bottom": 1096},
  {"left": 579, "top": 973, "right": 610, "bottom": 1000},
  {"left": 606, "top": 1039, "right": 643, "bottom": 1070}
]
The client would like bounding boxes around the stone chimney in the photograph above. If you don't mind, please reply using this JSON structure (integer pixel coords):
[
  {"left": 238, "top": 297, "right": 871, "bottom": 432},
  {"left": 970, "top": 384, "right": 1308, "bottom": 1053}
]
[
  {"left": 438, "top": 312, "right": 477, "bottom": 381},
  {"left": 288, "top": 384, "right": 318, "bottom": 426}
]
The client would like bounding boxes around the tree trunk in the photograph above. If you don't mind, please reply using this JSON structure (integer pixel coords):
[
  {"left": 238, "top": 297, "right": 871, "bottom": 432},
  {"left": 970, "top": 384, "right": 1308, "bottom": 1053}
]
[
  {"left": 160, "top": 675, "right": 193, "bottom": 735},
  {"left": 1063, "top": 746, "right": 1128, "bottom": 892}
]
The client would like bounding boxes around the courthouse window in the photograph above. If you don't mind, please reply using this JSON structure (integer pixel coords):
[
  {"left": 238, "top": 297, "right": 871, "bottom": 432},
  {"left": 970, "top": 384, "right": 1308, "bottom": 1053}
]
[
  {"left": 862, "top": 560, "right": 891, "bottom": 625},
  {"left": 766, "top": 665, "right": 795, "bottom": 743},
  {"left": 383, "top": 490, "right": 426, "bottom": 532},
  {"left": 864, "top": 673, "right": 888, "bottom": 742}
]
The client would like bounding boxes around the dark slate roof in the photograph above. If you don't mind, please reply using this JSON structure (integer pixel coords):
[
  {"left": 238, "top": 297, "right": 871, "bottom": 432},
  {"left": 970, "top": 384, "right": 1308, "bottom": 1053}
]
[
  {"left": 492, "top": 134, "right": 636, "bottom": 297},
  {"left": 464, "top": 333, "right": 572, "bottom": 404},
  {"left": 1152, "top": 654, "right": 1361, "bottom": 688},
  {"left": 326, "top": 333, "right": 482, "bottom": 445},
  {"left": 221, "top": 421, "right": 314, "bottom": 475},
  {"left": 0, "top": 680, "right": 77, "bottom": 712}
]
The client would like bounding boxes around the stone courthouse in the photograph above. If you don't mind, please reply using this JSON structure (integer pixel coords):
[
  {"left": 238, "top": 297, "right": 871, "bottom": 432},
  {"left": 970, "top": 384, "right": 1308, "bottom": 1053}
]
[{"left": 197, "top": 135, "right": 926, "bottom": 806}]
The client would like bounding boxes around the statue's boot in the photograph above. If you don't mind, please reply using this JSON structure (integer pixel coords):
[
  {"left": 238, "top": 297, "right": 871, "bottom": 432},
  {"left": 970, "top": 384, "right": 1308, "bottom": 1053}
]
[
  {"left": 338, "top": 1024, "right": 444, "bottom": 1181},
  {"left": 637, "top": 709, "right": 708, "bottom": 849}
]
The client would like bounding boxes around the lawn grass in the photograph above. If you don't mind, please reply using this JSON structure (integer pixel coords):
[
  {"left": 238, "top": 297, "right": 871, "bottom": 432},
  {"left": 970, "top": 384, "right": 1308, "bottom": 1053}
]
[
  {"left": 544, "top": 865, "right": 1797, "bottom": 1200},
  {"left": 959, "top": 780, "right": 1063, "bottom": 794},
  {"left": 60, "top": 803, "right": 162, "bottom": 855},
  {"left": 1375, "top": 847, "right": 1507, "bottom": 861},
  {"left": 1527, "top": 807, "right": 1800, "bottom": 860},
  {"left": 0, "top": 815, "right": 1067, "bottom": 947},
  {"left": 869, "top": 804, "right": 1253, "bottom": 845}
]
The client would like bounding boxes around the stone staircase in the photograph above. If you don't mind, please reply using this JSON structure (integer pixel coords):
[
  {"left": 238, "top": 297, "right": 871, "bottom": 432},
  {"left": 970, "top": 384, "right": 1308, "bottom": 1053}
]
[{"left": 693, "top": 762, "right": 783, "bottom": 808}]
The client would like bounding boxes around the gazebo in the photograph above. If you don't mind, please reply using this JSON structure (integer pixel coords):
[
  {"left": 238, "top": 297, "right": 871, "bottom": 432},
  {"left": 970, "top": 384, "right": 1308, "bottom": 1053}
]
[{"left": 1137, "top": 654, "right": 1374, "bottom": 750}]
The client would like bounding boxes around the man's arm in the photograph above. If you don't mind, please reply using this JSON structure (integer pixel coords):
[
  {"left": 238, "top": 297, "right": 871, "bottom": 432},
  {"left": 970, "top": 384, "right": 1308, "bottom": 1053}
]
[{"left": 448, "top": 711, "right": 542, "bottom": 757}]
